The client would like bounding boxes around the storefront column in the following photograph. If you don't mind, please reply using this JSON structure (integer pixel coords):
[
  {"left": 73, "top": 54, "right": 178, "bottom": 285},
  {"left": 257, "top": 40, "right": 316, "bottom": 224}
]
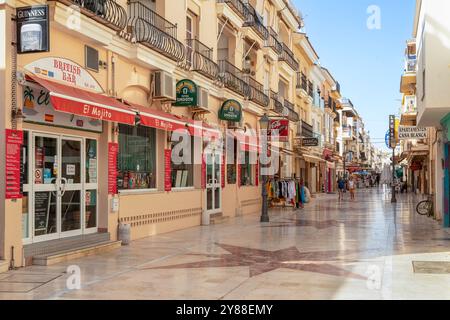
[{"left": 0, "top": 4, "right": 23, "bottom": 266}]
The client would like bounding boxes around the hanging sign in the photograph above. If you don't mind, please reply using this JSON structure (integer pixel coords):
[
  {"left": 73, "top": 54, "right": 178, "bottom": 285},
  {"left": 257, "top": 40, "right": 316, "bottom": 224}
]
[
  {"left": 16, "top": 5, "right": 50, "bottom": 54},
  {"left": 389, "top": 115, "right": 397, "bottom": 148},
  {"left": 108, "top": 143, "right": 118, "bottom": 195},
  {"left": 165, "top": 149, "right": 172, "bottom": 191},
  {"left": 398, "top": 126, "right": 427, "bottom": 140},
  {"left": 219, "top": 99, "right": 242, "bottom": 122},
  {"left": 268, "top": 119, "right": 289, "bottom": 141},
  {"left": 5, "top": 130, "right": 23, "bottom": 199},
  {"left": 302, "top": 137, "right": 319, "bottom": 147},
  {"left": 174, "top": 79, "right": 197, "bottom": 107},
  {"left": 24, "top": 57, "right": 103, "bottom": 92}
]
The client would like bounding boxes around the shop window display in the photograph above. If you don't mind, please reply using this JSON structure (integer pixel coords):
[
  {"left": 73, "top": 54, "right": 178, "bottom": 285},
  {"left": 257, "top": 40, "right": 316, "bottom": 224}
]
[{"left": 118, "top": 124, "right": 157, "bottom": 190}]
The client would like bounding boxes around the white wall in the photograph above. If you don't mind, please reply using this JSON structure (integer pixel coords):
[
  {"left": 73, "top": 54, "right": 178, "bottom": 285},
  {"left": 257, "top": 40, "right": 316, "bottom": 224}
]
[{"left": 415, "top": 0, "right": 450, "bottom": 126}]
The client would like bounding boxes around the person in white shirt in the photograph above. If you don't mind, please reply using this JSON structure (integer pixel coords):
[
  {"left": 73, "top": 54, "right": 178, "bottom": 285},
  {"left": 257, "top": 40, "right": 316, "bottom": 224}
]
[{"left": 348, "top": 176, "right": 356, "bottom": 201}]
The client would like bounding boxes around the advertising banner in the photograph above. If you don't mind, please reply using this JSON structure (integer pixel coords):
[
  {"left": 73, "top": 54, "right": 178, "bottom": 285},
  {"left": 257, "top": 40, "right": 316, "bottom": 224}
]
[
  {"left": 5, "top": 130, "right": 23, "bottom": 199},
  {"left": 17, "top": 5, "right": 50, "bottom": 54},
  {"left": 108, "top": 143, "right": 118, "bottom": 195}
]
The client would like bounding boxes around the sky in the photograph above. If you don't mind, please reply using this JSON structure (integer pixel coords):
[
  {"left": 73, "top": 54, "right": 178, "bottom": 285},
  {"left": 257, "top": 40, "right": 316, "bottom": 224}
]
[{"left": 293, "top": 0, "right": 416, "bottom": 151}]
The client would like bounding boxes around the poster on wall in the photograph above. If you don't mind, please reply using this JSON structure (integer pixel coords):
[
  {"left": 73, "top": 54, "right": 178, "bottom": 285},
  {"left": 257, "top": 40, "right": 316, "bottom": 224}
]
[
  {"left": 16, "top": 5, "right": 50, "bottom": 54},
  {"left": 108, "top": 143, "right": 118, "bottom": 195},
  {"left": 268, "top": 119, "right": 289, "bottom": 142},
  {"left": 165, "top": 149, "right": 172, "bottom": 192},
  {"left": 5, "top": 129, "right": 23, "bottom": 199},
  {"left": 23, "top": 82, "right": 103, "bottom": 133}
]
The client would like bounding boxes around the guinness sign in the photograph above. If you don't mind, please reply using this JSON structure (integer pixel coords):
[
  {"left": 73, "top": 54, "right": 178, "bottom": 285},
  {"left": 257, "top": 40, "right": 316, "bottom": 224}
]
[{"left": 16, "top": 5, "right": 50, "bottom": 54}]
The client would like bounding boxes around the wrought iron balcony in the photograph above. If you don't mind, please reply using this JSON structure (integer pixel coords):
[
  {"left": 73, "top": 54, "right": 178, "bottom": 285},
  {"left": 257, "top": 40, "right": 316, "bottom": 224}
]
[
  {"left": 279, "top": 43, "right": 299, "bottom": 71},
  {"left": 296, "top": 71, "right": 308, "bottom": 92},
  {"left": 127, "top": 0, "right": 185, "bottom": 62},
  {"left": 217, "top": 0, "right": 249, "bottom": 21},
  {"left": 264, "top": 27, "right": 282, "bottom": 54},
  {"left": 219, "top": 60, "right": 248, "bottom": 97},
  {"left": 57, "top": 0, "right": 127, "bottom": 31},
  {"left": 245, "top": 76, "right": 269, "bottom": 107},
  {"left": 283, "top": 99, "right": 300, "bottom": 122},
  {"left": 308, "top": 80, "right": 314, "bottom": 98},
  {"left": 186, "top": 39, "right": 219, "bottom": 80},
  {"left": 243, "top": 3, "right": 268, "bottom": 40},
  {"left": 270, "top": 90, "right": 283, "bottom": 113},
  {"left": 301, "top": 120, "right": 313, "bottom": 138}
]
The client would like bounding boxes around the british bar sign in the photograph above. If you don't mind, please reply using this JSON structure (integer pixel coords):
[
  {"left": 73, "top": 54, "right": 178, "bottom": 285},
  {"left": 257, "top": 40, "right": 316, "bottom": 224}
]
[{"left": 398, "top": 126, "right": 427, "bottom": 140}]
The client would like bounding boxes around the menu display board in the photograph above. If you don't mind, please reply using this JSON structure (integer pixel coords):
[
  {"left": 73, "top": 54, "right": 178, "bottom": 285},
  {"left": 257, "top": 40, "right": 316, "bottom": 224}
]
[
  {"left": 34, "top": 191, "right": 51, "bottom": 233},
  {"left": 221, "top": 153, "right": 225, "bottom": 189},
  {"left": 108, "top": 143, "right": 118, "bottom": 195},
  {"left": 164, "top": 149, "right": 172, "bottom": 192},
  {"left": 5, "top": 129, "right": 23, "bottom": 199}
]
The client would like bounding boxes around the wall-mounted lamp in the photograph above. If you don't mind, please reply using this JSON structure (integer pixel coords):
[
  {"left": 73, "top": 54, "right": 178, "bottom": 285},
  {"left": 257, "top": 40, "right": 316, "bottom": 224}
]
[{"left": 12, "top": 108, "right": 26, "bottom": 121}]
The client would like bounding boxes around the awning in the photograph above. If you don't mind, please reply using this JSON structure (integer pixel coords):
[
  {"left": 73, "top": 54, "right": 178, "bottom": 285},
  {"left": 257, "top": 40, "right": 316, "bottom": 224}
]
[
  {"left": 303, "top": 154, "right": 325, "bottom": 163},
  {"left": 27, "top": 74, "right": 136, "bottom": 125},
  {"left": 128, "top": 103, "right": 220, "bottom": 140}
]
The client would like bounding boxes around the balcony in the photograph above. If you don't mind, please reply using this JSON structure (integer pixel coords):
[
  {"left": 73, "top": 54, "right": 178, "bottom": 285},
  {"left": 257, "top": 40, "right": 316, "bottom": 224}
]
[
  {"left": 127, "top": 0, "right": 185, "bottom": 62},
  {"left": 264, "top": 27, "right": 282, "bottom": 55},
  {"left": 400, "top": 39, "right": 417, "bottom": 94},
  {"left": 301, "top": 120, "right": 313, "bottom": 138},
  {"left": 279, "top": 43, "right": 299, "bottom": 71},
  {"left": 270, "top": 92, "right": 299, "bottom": 122},
  {"left": 219, "top": 60, "right": 248, "bottom": 97},
  {"left": 270, "top": 90, "right": 284, "bottom": 114},
  {"left": 246, "top": 76, "right": 269, "bottom": 107},
  {"left": 308, "top": 80, "right": 314, "bottom": 99},
  {"left": 296, "top": 72, "right": 308, "bottom": 98},
  {"left": 186, "top": 39, "right": 219, "bottom": 80},
  {"left": 283, "top": 99, "right": 300, "bottom": 122},
  {"left": 243, "top": 3, "right": 269, "bottom": 40},
  {"left": 57, "top": 0, "right": 127, "bottom": 31},
  {"left": 217, "top": 0, "right": 249, "bottom": 21}
]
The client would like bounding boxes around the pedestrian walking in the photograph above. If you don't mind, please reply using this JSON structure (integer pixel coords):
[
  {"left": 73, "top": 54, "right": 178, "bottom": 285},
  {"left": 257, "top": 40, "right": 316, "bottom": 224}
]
[
  {"left": 337, "top": 177, "right": 346, "bottom": 201},
  {"left": 348, "top": 176, "right": 356, "bottom": 201}
]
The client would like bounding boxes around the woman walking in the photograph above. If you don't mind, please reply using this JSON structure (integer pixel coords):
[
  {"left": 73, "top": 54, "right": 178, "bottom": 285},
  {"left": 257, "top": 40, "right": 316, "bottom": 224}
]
[{"left": 348, "top": 176, "right": 356, "bottom": 201}]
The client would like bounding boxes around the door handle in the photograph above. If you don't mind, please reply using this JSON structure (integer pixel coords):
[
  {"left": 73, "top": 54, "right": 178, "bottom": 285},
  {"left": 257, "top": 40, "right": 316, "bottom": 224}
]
[{"left": 60, "top": 177, "right": 67, "bottom": 197}]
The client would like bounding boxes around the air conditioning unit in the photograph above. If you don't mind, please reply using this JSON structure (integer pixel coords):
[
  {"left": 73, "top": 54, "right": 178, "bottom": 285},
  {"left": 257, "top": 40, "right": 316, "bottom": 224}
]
[
  {"left": 153, "top": 71, "right": 175, "bottom": 101},
  {"left": 196, "top": 86, "right": 209, "bottom": 110}
]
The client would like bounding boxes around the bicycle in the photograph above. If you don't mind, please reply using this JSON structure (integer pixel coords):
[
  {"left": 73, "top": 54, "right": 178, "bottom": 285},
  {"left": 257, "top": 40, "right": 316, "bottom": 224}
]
[{"left": 416, "top": 194, "right": 434, "bottom": 217}]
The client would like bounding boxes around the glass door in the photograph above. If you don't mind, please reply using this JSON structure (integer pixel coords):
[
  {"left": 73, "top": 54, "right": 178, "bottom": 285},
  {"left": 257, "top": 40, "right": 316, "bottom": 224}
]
[
  {"left": 32, "top": 133, "right": 60, "bottom": 241},
  {"left": 60, "top": 137, "right": 82, "bottom": 237},
  {"left": 206, "top": 152, "right": 222, "bottom": 214}
]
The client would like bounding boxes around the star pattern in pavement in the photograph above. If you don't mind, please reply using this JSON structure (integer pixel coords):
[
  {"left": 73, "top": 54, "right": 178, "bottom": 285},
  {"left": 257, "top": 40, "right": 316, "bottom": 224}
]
[{"left": 144, "top": 243, "right": 367, "bottom": 279}]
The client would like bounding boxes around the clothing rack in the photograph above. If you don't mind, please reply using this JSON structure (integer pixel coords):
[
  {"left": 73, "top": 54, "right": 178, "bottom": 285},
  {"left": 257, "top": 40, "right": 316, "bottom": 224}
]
[{"left": 266, "top": 177, "right": 306, "bottom": 210}]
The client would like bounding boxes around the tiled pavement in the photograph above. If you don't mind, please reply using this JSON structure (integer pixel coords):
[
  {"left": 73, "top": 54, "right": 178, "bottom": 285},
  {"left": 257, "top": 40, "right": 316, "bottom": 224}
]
[{"left": 1, "top": 187, "right": 450, "bottom": 300}]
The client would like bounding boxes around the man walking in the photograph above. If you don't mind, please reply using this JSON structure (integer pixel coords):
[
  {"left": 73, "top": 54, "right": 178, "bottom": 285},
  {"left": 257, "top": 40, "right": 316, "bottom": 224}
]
[{"left": 337, "top": 176, "right": 346, "bottom": 201}]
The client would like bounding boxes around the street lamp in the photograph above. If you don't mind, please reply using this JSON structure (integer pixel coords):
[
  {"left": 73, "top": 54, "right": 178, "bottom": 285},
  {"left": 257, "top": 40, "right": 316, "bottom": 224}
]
[{"left": 259, "top": 113, "right": 270, "bottom": 223}]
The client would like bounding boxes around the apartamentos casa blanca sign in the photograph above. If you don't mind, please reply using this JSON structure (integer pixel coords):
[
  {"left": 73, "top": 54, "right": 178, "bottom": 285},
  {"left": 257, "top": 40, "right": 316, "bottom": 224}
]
[
  {"left": 174, "top": 79, "right": 197, "bottom": 107},
  {"left": 398, "top": 126, "right": 428, "bottom": 140},
  {"left": 16, "top": 5, "right": 50, "bottom": 54}
]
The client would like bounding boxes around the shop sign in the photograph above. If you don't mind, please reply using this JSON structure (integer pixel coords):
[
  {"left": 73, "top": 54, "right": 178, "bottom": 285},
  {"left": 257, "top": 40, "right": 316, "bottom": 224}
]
[
  {"left": 165, "top": 149, "right": 172, "bottom": 191},
  {"left": 24, "top": 57, "right": 103, "bottom": 92},
  {"left": 398, "top": 126, "right": 427, "bottom": 140},
  {"left": 17, "top": 5, "right": 49, "bottom": 54},
  {"left": 174, "top": 79, "right": 197, "bottom": 107},
  {"left": 302, "top": 138, "right": 319, "bottom": 147},
  {"left": 389, "top": 115, "right": 397, "bottom": 148},
  {"left": 219, "top": 99, "right": 242, "bottom": 122},
  {"left": 268, "top": 119, "right": 289, "bottom": 141},
  {"left": 108, "top": 143, "right": 118, "bottom": 195},
  {"left": 5, "top": 130, "right": 23, "bottom": 199},
  {"left": 22, "top": 83, "right": 103, "bottom": 133}
]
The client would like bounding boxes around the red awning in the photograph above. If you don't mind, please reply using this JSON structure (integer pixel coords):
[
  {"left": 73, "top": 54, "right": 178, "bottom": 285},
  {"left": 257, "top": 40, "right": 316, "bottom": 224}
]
[
  {"left": 129, "top": 103, "right": 220, "bottom": 139},
  {"left": 27, "top": 74, "right": 136, "bottom": 125}
]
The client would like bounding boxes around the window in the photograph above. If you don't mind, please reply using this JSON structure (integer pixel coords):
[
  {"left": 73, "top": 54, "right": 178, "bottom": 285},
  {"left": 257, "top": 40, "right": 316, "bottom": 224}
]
[
  {"left": 118, "top": 124, "right": 157, "bottom": 190},
  {"left": 240, "top": 151, "right": 254, "bottom": 186},
  {"left": 85, "top": 139, "right": 97, "bottom": 184},
  {"left": 171, "top": 135, "right": 194, "bottom": 188}
]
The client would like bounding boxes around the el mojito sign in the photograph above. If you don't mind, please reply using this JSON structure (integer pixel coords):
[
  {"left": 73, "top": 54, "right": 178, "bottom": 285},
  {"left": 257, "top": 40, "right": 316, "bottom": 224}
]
[
  {"left": 219, "top": 99, "right": 242, "bottom": 122},
  {"left": 16, "top": 5, "right": 50, "bottom": 54},
  {"left": 174, "top": 79, "right": 197, "bottom": 107},
  {"left": 398, "top": 126, "right": 427, "bottom": 140}
]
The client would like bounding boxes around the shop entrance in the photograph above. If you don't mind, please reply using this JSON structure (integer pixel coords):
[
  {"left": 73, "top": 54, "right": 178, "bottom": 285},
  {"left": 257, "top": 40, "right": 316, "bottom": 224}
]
[
  {"left": 24, "top": 131, "right": 98, "bottom": 243},
  {"left": 205, "top": 152, "right": 222, "bottom": 214}
]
